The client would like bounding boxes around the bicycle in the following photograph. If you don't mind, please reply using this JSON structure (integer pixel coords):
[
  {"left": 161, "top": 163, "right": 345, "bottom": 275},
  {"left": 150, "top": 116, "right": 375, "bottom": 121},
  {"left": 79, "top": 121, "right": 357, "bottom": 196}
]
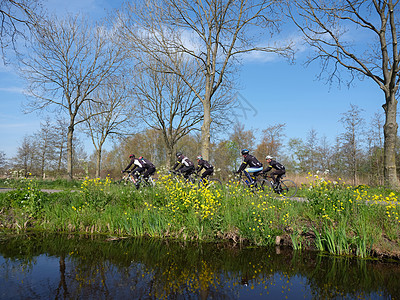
[
  {"left": 231, "top": 171, "right": 265, "bottom": 193},
  {"left": 118, "top": 171, "right": 155, "bottom": 189},
  {"left": 192, "top": 172, "right": 223, "bottom": 189},
  {"left": 168, "top": 169, "right": 196, "bottom": 185},
  {"left": 117, "top": 171, "right": 136, "bottom": 185},
  {"left": 261, "top": 174, "right": 298, "bottom": 198},
  {"left": 134, "top": 173, "right": 156, "bottom": 189}
]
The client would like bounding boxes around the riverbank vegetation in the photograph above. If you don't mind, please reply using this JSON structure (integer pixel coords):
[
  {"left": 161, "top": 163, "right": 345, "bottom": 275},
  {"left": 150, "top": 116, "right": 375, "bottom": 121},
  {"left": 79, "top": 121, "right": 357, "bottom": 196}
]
[{"left": 0, "top": 174, "right": 399, "bottom": 260}]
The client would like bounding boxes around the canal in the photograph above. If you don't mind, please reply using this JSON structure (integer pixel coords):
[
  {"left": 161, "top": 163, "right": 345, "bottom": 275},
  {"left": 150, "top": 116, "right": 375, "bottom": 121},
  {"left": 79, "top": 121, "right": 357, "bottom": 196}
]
[{"left": 0, "top": 233, "right": 398, "bottom": 299}]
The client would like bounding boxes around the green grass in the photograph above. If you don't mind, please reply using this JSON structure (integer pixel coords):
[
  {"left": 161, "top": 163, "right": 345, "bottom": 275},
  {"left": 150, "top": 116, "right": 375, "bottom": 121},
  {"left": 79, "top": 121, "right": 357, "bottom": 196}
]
[
  {"left": 0, "top": 177, "right": 81, "bottom": 190},
  {"left": 0, "top": 175, "right": 399, "bottom": 259}
]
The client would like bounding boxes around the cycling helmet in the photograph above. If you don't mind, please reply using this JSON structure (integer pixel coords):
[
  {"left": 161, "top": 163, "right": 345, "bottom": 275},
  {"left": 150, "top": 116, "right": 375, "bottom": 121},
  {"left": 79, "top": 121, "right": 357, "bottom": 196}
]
[
  {"left": 129, "top": 154, "right": 135, "bottom": 158},
  {"left": 176, "top": 152, "right": 182, "bottom": 157},
  {"left": 241, "top": 149, "right": 249, "bottom": 155},
  {"left": 196, "top": 155, "right": 203, "bottom": 160},
  {"left": 265, "top": 155, "right": 273, "bottom": 160}
]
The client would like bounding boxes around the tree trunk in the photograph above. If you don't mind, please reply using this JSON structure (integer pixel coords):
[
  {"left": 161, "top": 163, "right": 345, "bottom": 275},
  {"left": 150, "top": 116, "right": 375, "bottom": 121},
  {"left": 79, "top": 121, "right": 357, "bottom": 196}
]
[
  {"left": 383, "top": 92, "right": 400, "bottom": 188},
  {"left": 67, "top": 124, "right": 74, "bottom": 180},
  {"left": 41, "top": 153, "right": 45, "bottom": 179},
  {"left": 167, "top": 147, "right": 174, "bottom": 169},
  {"left": 96, "top": 148, "right": 102, "bottom": 178},
  {"left": 57, "top": 143, "right": 64, "bottom": 173},
  {"left": 201, "top": 93, "right": 212, "bottom": 161}
]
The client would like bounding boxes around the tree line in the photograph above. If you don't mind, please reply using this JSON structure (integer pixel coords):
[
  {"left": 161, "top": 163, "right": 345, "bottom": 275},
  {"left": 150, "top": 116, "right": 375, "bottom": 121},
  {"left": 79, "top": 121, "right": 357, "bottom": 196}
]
[
  {"left": 1, "top": 103, "right": 396, "bottom": 187},
  {"left": 1, "top": 0, "right": 400, "bottom": 187}
]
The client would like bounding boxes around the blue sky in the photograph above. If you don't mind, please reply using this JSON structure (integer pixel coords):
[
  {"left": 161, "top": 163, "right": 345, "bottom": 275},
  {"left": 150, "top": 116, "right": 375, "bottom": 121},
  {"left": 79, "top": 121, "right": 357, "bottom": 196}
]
[{"left": 0, "top": 0, "right": 385, "bottom": 158}]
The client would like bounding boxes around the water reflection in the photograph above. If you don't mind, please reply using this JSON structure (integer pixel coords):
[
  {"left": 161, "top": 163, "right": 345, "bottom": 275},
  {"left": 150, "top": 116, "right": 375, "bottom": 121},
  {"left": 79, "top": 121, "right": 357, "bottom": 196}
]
[{"left": 0, "top": 233, "right": 398, "bottom": 299}]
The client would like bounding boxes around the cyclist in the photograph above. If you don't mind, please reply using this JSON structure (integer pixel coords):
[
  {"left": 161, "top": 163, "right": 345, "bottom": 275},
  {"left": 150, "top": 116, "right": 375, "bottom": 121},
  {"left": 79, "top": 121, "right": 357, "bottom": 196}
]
[
  {"left": 262, "top": 155, "right": 286, "bottom": 186},
  {"left": 122, "top": 154, "right": 156, "bottom": 181},
  {"left": 122, "top": 154, "right": 140, "bottom": 176},
  {"left": 235, "top": 149, "right": 263, "bottom": 185},
  {"left": 137, "top": 156, "right": 156, "bottom": 181},
  {"left": 195, "top": 155, "right": 214, "bottom": 180},
  {"left": 172, "top": 152, "right": 195, "bottom": 179}
]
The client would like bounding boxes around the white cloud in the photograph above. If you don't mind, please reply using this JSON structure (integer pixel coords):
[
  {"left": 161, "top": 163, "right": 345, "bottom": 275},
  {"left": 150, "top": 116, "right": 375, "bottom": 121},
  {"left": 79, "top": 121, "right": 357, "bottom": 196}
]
[
  {"left": 0, "top": 86, "right": 25, "bottom": 94},
  {"left": 0, "top": 122, "right": 35, "bottom": 129},
  {"left": 240, "top": 33, "right": 309, "bottom": 63}
]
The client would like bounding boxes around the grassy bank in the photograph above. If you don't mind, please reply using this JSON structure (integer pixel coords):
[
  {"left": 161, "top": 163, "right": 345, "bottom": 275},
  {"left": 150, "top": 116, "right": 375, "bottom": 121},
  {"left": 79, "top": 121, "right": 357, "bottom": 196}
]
[{"left": 0, "top": 175, "right": 399, "bottom": 260}]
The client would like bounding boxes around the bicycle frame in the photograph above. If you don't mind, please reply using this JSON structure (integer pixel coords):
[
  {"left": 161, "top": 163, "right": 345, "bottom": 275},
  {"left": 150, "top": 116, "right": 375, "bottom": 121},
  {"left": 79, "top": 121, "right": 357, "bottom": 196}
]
[
  {"left": 134, "top": 174, "right": 155, "bottom": 188},
  {"left": 233, "top": 172, "right": 263, "bottom": 191},
  {"left": 119, "top": 171, "right": 155, "bottom": 188},
  {"left": 192, "top": 172, "right": 222, "bottom": 188},
  {"left": 168, "top": 169, "right": 196, "bottom": 184},
  {"left": 262, "top": 174, "right": 297, "bottom": 198},
  {"left": 118, "top": 172, "right": 136, "bottom": 185}
]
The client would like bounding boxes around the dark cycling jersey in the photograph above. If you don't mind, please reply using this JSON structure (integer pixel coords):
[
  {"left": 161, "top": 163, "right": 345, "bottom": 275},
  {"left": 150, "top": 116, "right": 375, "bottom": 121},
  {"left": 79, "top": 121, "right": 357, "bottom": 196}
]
[
  {"left": 196, "top": 159, "right": 213, "bottom": 172},
  {"left": 238, "top": 154, "right": 262, "bottom": 172},
  {"left": 139, "top": 157, "right": 155, "bottom": 169},
  {"left": 263, "top": 160, "right": 285, "bottom": 173},
  {"left": 173, "top": 155, "right": 194, "bottom": 170},
  {"left": 123, "top": 157, "right": 143, "bottom": 172}
]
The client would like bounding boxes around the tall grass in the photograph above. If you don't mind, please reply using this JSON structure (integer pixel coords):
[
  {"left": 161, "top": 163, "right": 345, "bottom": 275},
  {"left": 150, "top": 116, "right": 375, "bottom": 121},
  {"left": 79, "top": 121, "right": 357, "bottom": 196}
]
[{"left": 0, "top": 173, "right": 399, "bottom": 259}]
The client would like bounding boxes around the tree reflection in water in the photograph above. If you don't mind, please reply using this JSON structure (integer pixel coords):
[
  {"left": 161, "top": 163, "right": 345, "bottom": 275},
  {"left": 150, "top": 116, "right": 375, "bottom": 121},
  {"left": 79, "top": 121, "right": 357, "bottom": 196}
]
[{"left": 0, "top": 233, "right": 398, "bottom": 299}]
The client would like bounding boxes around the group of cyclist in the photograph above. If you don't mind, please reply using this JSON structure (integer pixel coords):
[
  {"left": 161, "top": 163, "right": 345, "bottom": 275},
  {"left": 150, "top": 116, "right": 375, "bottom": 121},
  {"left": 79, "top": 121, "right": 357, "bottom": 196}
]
[{"left": 121, "top": 149, "right": 286, "bottom": 186}]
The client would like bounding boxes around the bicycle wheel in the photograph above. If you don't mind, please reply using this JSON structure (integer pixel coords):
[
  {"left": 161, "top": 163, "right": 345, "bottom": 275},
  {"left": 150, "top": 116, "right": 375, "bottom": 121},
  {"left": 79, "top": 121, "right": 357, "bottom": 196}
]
[
  {"left": 116, "top": 175, "right": 131, "bottom": 185},
  {"left": 147, "top": 177, "right": 155, "bottom": 187},
  {"left": 279, "top": 180, "right": 297, "bottom": 198},
  {"left": 260, "top": 179, "right": 274, "bottom": 194},
  {"left": 116, "top": 178, "right": 126, "bottom": 185},
  {"left": 209, "top": 178, "right": 222, "bottom": 188},
  {"left": 198, "top": 178, "right": 223, "bottom": 189},
  {"left": 141, "top": 177, "right": 155, "bottom": 188},
  {"left": 186, "top": 175, "right": 196, "bottom": 185}
]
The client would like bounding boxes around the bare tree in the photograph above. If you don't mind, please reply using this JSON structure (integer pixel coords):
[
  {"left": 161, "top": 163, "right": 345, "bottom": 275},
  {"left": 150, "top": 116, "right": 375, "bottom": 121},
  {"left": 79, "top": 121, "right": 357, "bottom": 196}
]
[
  {"left": 0, "top": 0, "right": 41, "bottom": 60},
  {"left": 367, "top": 112, "right": 385, "bottom": 185},
  {"left": 339, "top": 104, "right": 365, "bottom": 185},
  {"left": 133, "top": 58, "right": 204, "bottom": 167},
  {"left": 0, "top": 150, "right": 6, "bottom": 173},
  {"left": 229, "top": 122, "right": 256, "bottom": 169},
  {"left": 287, "top": 137, "right": 305, "bottom": 172},
  {"left": 212, "top": 139, "right": 238, "bottom": 179},
  {"left": 255, "top": 123, "right": 286, "bottom": 160},
  {"left": 21, "top": 14, "right": 126, "bottom": 179},
  {"left": 304, "top": 128, "right": 319, "bottom": 173},
  {"left": 34, "top": 117, "right": 56, "bottom": 178},
  {"left": 53, "top": 118, "right": 68, "bottom": 174},
  {"left": 289, "top": 0, "right": 400, "bottom": 188},
  {"left": 81, "top": 76, "right": 133, "bottom": 177},
  {"left": 117, "top": 0, "right": 292, "bottom": 160},
  {"left": 316, "top": 135, "right": 333, "bottom": 173},
  {"left": 14, "top": 135, "right": 37, "bottom": 176}
]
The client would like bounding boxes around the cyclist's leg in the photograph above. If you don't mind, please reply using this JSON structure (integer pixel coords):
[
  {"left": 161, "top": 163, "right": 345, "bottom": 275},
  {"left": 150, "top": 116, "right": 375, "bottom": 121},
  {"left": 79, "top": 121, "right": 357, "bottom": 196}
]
[
  {"left": 243, "top": 169, "right": 252, "bottom": 184},
  {"left": 176, "top": 166, "right": 186, "bottom": 179},
  {"left": 142, "top": 167, "right": 155, "bottom": 180},
  {"left": 271, "top": 170, "right": 285, "bottom": 188},
  {"left": 269, "top": 172, "right": 277, "bottom": 184},
  {"left": 198, "top": 168, "right": 213, "bottom": 186},
  {"left": 186, "top": 166, "right": 195, "bottom": 178},
  {"left": 186, "top": 166, "right": 196, "bottom": 183},
  {"left": 245, "top": 167, "right": 263, "bottom": 184},
  {"left": 201, "top": 168, "right": 212, "bottom": 179},
  {"left": 131, "top": 167, "right": 144, "bottom": 180},
  {"left": 179, "top": 166, "right": 195, "bottom": 182},
  {"left": 277, "top": 170, "right": 285, "bottom": 184}
]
